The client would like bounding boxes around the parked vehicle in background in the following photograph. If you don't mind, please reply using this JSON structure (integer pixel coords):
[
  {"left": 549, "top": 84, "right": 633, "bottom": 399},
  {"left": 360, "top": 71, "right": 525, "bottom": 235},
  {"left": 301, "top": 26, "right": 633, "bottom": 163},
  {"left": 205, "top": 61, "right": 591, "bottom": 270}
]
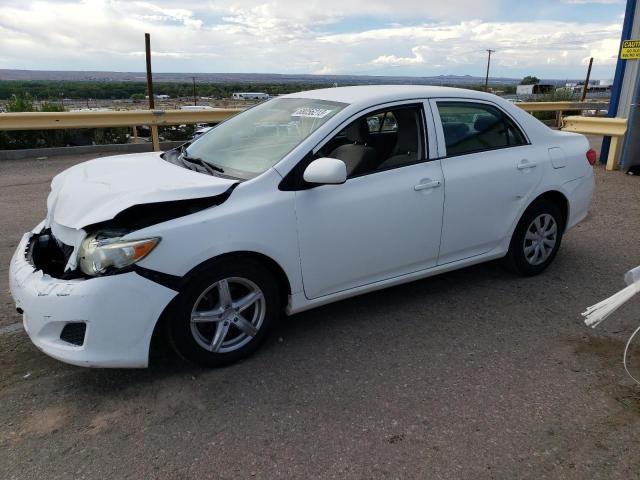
[
  {"left": 232, "top": 92, "right": 269, "bottom": 100},
  {"left": 516, "top": 84, "right": 554, "bottom": 95},
  {"left": 9, "top": 86, "right": 595, "bottom": 368},
  {"left": 179, "top": 105, "right": 215, "bottom": 111},
  {"left": 191, "top": 126, "right": 214, "bottom": 141}
]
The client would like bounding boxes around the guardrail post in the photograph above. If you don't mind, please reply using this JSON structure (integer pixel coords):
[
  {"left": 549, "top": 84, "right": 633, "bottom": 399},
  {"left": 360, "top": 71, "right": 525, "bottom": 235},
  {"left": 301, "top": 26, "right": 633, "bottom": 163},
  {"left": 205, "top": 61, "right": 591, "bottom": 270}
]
[
  {"left": 561, "top": 115, "right": 628, "bottom": 171},
  {"left": 606, "top": 136, "right": 623, "bottom": 171},
  {"left": 556, "top": 111, "right": 563, "bottom": 128},
  {"left": 150, "top": 125, "right": 160, "bottom": 151}
]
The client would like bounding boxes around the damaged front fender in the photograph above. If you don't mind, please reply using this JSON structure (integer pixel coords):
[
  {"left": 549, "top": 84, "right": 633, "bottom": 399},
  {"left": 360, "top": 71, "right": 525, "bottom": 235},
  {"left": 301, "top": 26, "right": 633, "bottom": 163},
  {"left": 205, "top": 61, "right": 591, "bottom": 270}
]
[
  {"left": 32, "top": 185, "right": 238, "bottom": 280},
  {"left": 47, "top": 152, "right": 239, "bottom": 229},
  {"left": 84, "top": 184, "right": 238, "bottom": 232}
]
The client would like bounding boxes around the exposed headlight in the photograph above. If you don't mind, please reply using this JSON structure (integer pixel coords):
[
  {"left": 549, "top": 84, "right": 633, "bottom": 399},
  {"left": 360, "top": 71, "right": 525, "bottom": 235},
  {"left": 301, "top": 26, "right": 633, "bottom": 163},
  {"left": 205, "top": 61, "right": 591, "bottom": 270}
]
[{"left": 79, "top": 233, "right": 160, "bottom": 276}]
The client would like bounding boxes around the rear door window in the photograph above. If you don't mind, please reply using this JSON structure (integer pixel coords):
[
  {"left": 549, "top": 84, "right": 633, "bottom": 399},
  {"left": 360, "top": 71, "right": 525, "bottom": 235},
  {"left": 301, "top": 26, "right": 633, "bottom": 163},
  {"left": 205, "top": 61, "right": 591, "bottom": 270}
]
[{"left": 436, "top": 102, "right": 527, "bottom": 156}]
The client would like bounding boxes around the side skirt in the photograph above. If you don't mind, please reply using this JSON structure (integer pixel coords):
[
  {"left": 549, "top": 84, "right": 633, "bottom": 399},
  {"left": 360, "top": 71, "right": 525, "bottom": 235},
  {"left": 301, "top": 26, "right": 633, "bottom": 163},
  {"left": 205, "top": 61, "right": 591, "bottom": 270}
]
[{"left": 286, "top": 247, "right": 509, "bottom": 315}]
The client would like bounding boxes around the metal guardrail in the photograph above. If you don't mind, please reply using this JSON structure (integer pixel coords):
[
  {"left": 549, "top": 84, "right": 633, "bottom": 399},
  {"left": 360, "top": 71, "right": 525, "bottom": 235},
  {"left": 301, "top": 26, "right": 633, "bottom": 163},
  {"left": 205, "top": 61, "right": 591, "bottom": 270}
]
[
  {"left": 516, "top": 101, "right": 608, "bottom": 113},
  {"left": 0, "top": 102, "right": 606, "bottom": 130},
  {"left": 0, "top": 109, "right": 241, "bottom": 130},
  {"left": 561, "top": 115, "right": 627, "bottom": 136},
  {"left": 560, "top": 115, "right": 628, "bottom": 170},
  {"left": 516, "top": 101, "right": 610, "bottom": 130},
  {"left": 513, "top": 101, "right": 627, "bottom": 170},
  {"left": 0, "top": 109, "right": 241, "bottom": 151},
  {"left": 0, "top": 103, "right": 626, "bottom": 169}
]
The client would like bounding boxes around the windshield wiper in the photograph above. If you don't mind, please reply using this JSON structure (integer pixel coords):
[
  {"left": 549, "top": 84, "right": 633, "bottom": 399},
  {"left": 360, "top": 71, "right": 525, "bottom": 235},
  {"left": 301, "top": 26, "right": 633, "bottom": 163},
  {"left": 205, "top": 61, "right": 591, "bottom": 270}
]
[{"left": 181, "top": 153, "right": 225, "bottom": 175}]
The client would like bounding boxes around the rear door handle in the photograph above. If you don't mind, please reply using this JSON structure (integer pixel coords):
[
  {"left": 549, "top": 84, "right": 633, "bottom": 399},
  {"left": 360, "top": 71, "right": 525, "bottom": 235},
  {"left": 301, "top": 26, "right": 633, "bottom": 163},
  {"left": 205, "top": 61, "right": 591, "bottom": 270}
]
[
  {"left": 414, "top": 180, "right": 441, "bottom": 191},
  {"left": 517, "top": 159, "right": 537, "bottom": 170}
]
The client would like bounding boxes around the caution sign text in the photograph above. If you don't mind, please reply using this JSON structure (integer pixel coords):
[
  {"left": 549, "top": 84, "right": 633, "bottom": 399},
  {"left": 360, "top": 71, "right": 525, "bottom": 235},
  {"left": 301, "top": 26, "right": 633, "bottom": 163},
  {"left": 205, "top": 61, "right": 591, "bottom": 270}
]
[{"left": 621, "top": 39, "right": 640, "bottom": 60}]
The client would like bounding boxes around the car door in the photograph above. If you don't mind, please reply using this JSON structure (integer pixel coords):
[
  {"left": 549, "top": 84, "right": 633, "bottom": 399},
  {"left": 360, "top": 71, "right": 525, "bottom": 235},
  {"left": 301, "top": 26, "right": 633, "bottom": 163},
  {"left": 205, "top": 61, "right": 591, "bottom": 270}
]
[
  {"left": 430, "top": 99, "right": 544, "bottom": 265},
  {"left": 291, "top": 101, "right": 445, "bottom": 300}
]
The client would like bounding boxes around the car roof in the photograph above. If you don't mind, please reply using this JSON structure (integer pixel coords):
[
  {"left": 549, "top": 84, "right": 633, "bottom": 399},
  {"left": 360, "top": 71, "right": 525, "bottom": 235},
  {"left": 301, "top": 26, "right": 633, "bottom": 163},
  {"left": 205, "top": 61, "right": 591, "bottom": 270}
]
[{"left": 282, "top": 85, "right": 500, "bottom": 107}]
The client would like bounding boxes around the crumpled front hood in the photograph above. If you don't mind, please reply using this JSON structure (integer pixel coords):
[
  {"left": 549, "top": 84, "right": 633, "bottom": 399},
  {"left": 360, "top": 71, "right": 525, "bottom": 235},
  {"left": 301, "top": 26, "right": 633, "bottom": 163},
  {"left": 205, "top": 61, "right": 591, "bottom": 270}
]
[{"left": 46, "top": 151, "right": 237, "bottom": 229}]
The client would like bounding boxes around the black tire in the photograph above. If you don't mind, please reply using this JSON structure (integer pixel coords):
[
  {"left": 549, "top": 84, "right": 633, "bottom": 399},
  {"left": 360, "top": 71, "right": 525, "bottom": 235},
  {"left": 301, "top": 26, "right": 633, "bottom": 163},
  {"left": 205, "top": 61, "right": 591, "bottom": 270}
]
[
  {"left": 166, "top": 257, "right": 280, "bottom": 367},
  {"left": 503, "top": 198, "right": 565, "bottom": 276}
]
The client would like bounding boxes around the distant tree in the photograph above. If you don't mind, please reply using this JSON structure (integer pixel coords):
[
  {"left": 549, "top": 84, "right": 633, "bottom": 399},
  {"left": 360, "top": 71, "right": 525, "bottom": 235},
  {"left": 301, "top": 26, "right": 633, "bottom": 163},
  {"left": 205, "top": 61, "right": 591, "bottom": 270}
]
[
  {"left": 7, "top": 93, "right": 35, "bottom": 112},
  {"left": 130, "top": 93, "right": 145, "bottom": 100},
  {"left": 520, "top": 76, "right": 540, "bottom": 85},
  {"left": 40, "top": 101, "right": 65, "bottom": 112}
]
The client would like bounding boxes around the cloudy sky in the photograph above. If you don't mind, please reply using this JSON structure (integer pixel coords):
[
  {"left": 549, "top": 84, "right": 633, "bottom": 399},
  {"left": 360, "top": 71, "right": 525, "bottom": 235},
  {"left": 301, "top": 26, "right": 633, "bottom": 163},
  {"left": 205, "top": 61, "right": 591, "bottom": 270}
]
[{"left": 0, "top": 0, "right": 627, "bottom": 79}]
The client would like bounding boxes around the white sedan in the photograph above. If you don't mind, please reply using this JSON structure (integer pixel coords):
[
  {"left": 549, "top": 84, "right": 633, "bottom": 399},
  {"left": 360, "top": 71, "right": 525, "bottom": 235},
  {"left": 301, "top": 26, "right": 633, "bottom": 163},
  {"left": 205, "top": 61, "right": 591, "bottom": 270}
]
[{"left": 9, "top": 86, "right": 595, "bottom": 368}]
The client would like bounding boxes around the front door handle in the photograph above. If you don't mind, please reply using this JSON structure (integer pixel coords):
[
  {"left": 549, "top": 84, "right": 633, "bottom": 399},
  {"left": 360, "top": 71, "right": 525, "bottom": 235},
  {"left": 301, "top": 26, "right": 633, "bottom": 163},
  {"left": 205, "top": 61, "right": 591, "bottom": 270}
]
[
  {"left": 517, "top": 159, "right": 538, "bottom": 170},
  {"left": 414, "top": 180, "right": 442, "bottom": 191}
]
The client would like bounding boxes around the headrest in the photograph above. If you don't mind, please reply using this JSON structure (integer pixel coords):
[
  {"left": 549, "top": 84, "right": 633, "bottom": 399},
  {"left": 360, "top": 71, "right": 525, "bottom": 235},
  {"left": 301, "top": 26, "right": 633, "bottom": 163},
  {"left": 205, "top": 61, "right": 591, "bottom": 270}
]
[
  {"left": 474, "top": 115, "right": 500, "bottom": 132},
  {"left": 393, "top": 109, "right": 419, "bottom": 153},
  {"left": 443, "top": 122, "right": 469, "bottom": 143},
  {"left": 344, "top": 119, "right": 370, "bottom": 144}
]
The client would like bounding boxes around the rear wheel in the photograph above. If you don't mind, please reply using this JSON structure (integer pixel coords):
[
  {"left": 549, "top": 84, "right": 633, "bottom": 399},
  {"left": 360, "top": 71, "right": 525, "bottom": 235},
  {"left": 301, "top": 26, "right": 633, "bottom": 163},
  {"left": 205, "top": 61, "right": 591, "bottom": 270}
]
[
  {"left": 504, "top": 199, "right": 565, "bottom": 276},
  {"left": 167, "top": 258, "right": 280, "bottom": 367}
]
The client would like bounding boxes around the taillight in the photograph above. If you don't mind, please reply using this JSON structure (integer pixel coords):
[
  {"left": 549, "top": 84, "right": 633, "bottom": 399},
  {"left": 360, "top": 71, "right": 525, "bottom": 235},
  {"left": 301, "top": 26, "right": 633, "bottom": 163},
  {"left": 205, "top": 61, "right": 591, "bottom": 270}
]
[{"left": 586, "top": 149, "right": 597, "bottom": 166}]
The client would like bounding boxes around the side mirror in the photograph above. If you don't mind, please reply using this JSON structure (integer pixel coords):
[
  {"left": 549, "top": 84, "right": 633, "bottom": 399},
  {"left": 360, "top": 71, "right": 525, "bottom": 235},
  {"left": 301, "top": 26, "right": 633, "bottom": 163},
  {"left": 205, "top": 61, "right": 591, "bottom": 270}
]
[{"left": 303, "top": 157, "right": 347, "bottom": 185}]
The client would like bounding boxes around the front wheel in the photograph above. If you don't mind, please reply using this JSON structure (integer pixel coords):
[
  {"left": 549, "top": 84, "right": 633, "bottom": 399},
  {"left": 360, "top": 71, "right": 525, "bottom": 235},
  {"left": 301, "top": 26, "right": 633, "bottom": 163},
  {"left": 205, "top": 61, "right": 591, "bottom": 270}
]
[
  {"left": 504, "top": 199, "right": 565, "bottom": 276},
  {"left": 167, "top": 258, "right": 280, "bottom": 367}
]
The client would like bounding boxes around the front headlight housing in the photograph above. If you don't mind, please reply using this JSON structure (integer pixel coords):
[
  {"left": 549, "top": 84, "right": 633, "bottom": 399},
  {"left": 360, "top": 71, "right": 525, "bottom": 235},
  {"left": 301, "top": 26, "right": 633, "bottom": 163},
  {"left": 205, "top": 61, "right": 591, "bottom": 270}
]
[{"left": 79, "top": 232, "right": 160, "bottom": 276}]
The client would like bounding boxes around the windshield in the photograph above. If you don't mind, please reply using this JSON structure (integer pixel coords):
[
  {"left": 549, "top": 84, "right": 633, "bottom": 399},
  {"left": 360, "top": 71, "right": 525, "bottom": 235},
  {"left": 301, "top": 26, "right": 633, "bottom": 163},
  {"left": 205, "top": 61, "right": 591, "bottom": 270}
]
[{"left": 184, "top": 98, "right": 347, "bottom": 179}]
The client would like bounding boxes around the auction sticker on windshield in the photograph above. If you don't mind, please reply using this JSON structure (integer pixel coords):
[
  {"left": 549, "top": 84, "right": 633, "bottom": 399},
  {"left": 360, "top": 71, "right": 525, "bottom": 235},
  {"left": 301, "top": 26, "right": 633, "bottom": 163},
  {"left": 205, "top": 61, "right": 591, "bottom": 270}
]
[{"left": 291, "top": 107, "right": 334, "bottom": 118}]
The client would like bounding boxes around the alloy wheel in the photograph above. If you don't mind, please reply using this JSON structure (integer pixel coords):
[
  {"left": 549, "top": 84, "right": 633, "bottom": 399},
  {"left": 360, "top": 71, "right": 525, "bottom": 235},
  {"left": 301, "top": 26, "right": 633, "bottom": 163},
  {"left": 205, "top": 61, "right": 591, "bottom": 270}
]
[{"left": 190, "top": 277, "right": 266, "bottom": 353}]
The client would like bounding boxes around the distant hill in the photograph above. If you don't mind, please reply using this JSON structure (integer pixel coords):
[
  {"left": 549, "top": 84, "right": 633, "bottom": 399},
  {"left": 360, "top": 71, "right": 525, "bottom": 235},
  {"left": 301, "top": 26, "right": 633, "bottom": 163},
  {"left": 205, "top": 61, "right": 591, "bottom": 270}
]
[{"left": 0, "top": 69, "right": 564, "bottom": 86}]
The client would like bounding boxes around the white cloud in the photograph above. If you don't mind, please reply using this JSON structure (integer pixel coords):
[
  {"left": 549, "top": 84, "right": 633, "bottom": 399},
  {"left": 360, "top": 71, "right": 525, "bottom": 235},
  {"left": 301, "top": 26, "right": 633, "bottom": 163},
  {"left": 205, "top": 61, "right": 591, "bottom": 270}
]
[
  {"left": 321, "top": 20, "right": 622, "bottom": 74},
  {"left": 588, "top": 37, "right": 622, "bottom": 63},
  {"left": 133, "top": 2, "right": 203, "bottom": 29},
  {"left": 0, "top": 0, "right": 624, "bottom": 78},
  {"left": 372, "top": 47, "right": 426, "bottom": 66},
  {"left": 313, "top": 65, "right": 335, "bottom": 75},
  {"left": 207, "top": 0, "right": 499, "bottom": 23},
  {"left": 562, "top": 0, "right": 623, "bottom": 4},
  {"left": 127, "top": 51, "right": 219, "bottom": 58}
]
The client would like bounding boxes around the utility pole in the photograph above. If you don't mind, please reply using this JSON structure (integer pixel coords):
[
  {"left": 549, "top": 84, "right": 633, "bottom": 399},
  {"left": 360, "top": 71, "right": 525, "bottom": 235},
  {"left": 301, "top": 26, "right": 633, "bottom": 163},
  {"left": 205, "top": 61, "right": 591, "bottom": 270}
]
[
  {"left": 145, "top": 33, "right": 155, "bottom": 110},
  {"left": 192, "top": 76, "right": 197, "bottom": 106},
  {"left": 580, "top": 57, "right": 594, "bottom": 102},
  {"left": 484, "top": 49, "right": 495, "bottom": 92},
  {"left": 144, "top": 33, "right": 160, "bottom": 151}
]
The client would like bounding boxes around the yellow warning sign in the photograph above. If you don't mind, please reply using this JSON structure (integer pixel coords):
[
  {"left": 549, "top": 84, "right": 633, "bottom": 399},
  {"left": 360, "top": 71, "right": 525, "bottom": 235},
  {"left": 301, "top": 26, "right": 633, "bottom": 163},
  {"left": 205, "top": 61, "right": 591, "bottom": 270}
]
[{"left": 621, "top": 39, "right": 640, "bottom": 59}]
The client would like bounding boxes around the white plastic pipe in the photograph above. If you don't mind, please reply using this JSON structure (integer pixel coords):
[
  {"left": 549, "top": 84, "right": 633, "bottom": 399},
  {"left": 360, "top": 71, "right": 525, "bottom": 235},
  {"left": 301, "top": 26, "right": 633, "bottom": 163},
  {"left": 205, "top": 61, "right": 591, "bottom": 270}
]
[
  {"left": 582, "top": 265, "right": 640, "bottom": 384},
  {"left": 583, "top": 265, "right": 640, "bottom": 328}
]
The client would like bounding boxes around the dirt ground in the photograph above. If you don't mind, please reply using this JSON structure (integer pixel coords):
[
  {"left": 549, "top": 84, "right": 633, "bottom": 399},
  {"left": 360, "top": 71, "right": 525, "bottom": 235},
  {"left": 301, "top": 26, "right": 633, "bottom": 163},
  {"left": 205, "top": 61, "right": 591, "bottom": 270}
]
[{"left": 1, "top": 139, "right": 640, "bottom": 479}]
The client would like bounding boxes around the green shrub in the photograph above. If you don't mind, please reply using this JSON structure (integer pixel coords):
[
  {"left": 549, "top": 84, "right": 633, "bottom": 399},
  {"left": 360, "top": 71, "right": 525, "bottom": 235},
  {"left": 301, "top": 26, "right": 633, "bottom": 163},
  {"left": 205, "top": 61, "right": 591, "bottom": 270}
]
[
  {"left": 0, "top": 93, "right": 130, "bottom": 150},
  {"left": 6, "top": 93, "right": 35, "bottom": 112},
  {"left": 159, "top": 124, "right": 196, "bottom": 142},
  {"left": 530, "top": 90, "right": 580, "bottom": 121}
]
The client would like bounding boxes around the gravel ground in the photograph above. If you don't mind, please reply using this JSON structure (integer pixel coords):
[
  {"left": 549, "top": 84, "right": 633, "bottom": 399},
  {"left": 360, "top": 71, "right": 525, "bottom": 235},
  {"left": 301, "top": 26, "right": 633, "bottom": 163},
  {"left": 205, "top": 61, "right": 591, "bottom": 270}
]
[{"left": 1, "top": 140, "right": 640, "bottom": 479}]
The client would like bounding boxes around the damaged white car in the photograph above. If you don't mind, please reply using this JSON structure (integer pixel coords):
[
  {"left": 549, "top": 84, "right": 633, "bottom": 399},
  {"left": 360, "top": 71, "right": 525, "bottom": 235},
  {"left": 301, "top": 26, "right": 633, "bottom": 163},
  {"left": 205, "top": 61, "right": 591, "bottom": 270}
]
[{"left": 9, "top": 86, "right": 595, "bottom": 368}]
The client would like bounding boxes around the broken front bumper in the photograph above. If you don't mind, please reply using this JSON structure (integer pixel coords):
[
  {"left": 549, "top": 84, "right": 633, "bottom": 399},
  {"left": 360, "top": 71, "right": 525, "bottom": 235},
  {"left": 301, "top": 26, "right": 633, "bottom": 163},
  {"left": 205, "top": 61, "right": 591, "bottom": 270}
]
[{"left": 9, "top": 233, "right": 178, "bottom": 368}]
